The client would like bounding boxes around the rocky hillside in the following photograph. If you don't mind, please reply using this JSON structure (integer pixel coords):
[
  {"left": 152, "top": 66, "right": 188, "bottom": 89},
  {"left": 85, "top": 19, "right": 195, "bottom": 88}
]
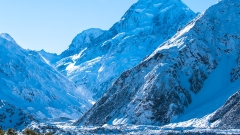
[
  {"left": 0, "top": 33, "right": 91, "bottom": 129},
  {"left": 75, "top": 0, "right": 240, "bottom": 126},
  {"left": 0, "top": 100, "right": 35, "bottom": 130}
]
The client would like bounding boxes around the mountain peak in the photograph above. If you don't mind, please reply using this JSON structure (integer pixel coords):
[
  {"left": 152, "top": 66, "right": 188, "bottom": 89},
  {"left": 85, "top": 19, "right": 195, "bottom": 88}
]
[
  {"left": 60, "top": 28, "right": 105, "bottom": 57},
  {"left": 111, "top": 0, "right": 194, "bottom": 33},
  {"left": 137, "top": 0, "right": 181, "bottom": 3},
  {"left": 0, "top": 33, "right": 17, "bottom": 44},
  {"left": 72, "top": 28, "right": 105, "bottom": 44}
]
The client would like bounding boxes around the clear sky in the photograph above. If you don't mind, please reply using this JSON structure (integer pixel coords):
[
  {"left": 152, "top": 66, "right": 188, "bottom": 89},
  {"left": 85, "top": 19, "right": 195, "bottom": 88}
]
[{"left": 0, "top": 0, "right": 218, "bottom": 54}]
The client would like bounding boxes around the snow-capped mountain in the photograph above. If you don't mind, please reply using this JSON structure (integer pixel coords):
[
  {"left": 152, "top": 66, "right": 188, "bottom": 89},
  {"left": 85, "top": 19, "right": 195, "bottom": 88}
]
[
  {"left": 0, "top": 34, "right": 91, "bottom": 129},
  {"left": 75, "top": 0, "right": 240, "bottom": 126},
  {"left": 54, "top": 0, "right": 196, "bottom": 100}
]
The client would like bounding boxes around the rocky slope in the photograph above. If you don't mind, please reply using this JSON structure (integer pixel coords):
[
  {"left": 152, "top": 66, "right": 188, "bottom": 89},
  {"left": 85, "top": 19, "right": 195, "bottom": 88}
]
[
  {"left": 0, "top": 100, "right": 35, "bottom": 130},
  {"left": 53, "top": 0, "right": 196, "bottom": 100},
  {"left": 210, "top": 90, "right": 240, "bottom": 129},
  {"left": 75, "top": 0, "right": 240, "bottom": 126},
  {"left": 0, "top": 33, "right": 91, "bottom": 129}
]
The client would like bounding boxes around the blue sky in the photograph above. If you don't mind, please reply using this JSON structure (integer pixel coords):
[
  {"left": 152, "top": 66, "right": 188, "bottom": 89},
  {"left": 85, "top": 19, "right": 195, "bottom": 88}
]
[{"left": 0, "top": 0, "right": 217, "bottom": 54}]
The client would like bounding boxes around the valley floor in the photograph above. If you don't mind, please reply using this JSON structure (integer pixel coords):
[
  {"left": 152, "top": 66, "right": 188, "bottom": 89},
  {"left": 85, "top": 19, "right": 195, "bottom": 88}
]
[
  {"left": 26, "top": 119, "right": 240, "bottom": 135},
  {"left": 27, "top": 125, "right": 240, "bottom": 135}
]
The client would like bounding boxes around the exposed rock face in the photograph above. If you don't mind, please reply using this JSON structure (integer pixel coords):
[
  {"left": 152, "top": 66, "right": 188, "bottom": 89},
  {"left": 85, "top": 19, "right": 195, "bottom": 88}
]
[
  {"left": 54, "top": 0, "right": 196, "bottom": 100},
  {"left": 75, "top": 0, "right": 240, "bottom": 126},
  {"left": 210, "top": 90, "right": 240, "bottom": 129}
]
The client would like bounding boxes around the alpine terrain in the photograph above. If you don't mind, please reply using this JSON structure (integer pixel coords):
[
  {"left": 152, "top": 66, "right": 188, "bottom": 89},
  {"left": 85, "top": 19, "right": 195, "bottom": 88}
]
[
  {"left": 50, "top": 0, "right": 196, "bottom": 100},
  {"left": 2, "top": 0, "right": 240, "bottom": 134},
  {"left": 76, "top": 0, "right": 240, "bottom": 128}
]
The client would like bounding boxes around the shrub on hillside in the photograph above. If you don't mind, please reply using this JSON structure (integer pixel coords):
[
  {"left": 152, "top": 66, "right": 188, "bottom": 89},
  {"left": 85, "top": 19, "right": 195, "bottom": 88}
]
[
  {"left": 0, "top": 128, "right": 4, "bottom": 135},
  {"left": 6, "top": 128, "right": 17, "bottom": 135},
  {"left": 22, "top": 128, "right": 40, "bottom": 135},
  {"left": 45, "top": 132, "right": 52, "bottom": 135}
]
